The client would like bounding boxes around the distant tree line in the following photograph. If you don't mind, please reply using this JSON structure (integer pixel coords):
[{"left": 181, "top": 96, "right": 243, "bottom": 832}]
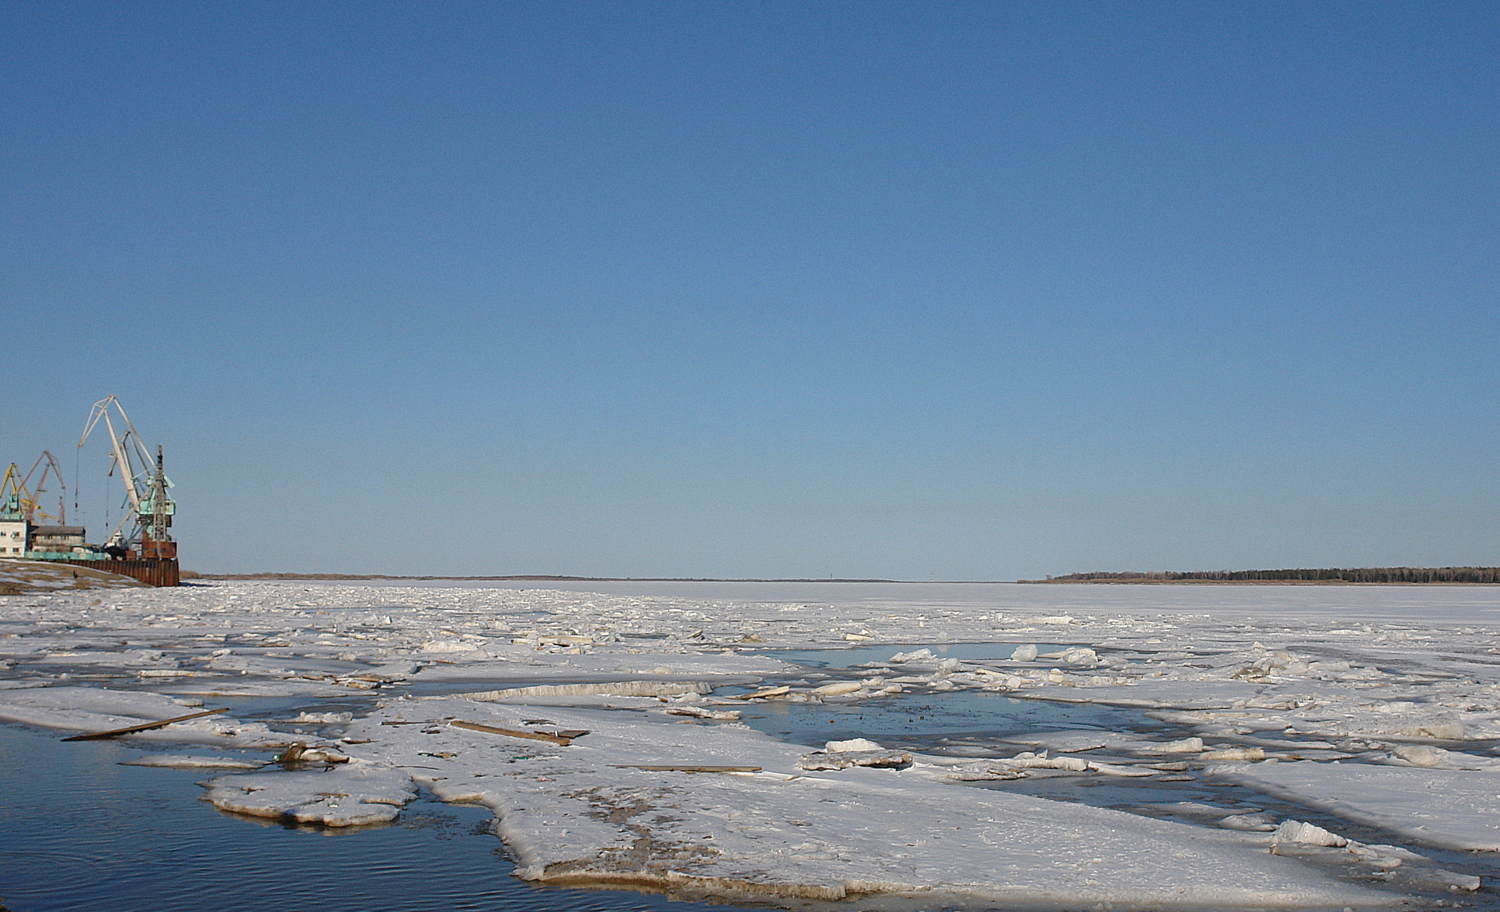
[{"left": 1036, "top": 567, "right": 1500, "bottom": 584}]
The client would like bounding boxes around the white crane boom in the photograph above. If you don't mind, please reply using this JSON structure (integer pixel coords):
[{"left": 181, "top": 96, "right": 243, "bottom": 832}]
[
  {"left": 79, "top": 396, "right": 156, "bottom": 513},
  {"left": 78, "top": 395, "right": 174, "bottom": 552}
]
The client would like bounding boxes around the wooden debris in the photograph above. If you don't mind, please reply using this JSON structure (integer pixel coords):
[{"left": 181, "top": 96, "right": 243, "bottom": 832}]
[
  {"left": 450, "top": 720, "right": 585, "bottom": 745},
  {"left": 611, "top": 764, "right": 762, "bottom": 774},
  {"left": 61, "top": 708, "right": 229, "bottom": 742}
]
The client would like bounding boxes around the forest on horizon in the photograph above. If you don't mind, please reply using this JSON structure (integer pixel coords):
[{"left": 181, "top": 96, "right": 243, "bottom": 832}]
[{"left": 1035, "top": 567, "right": 1500, "bottom": 584}]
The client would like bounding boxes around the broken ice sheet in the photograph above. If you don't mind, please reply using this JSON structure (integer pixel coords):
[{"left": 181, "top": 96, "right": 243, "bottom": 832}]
[
  {"left": 0, "top": 685, "right": 282, "bottom": 748},
  {"left": 4, "top": 578, "right": 1499, "bottom": 908},
  {"left": 201, "top": 762, "right": 417, "bottom": 827}
]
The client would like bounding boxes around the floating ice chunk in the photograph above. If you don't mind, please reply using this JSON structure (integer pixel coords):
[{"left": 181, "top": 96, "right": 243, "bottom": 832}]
[
  {"left": 293, "top": 711, "right": 354, "bottom": 723},
  {"left": 889, "top": 648, "right": 935, "bottom": 664},
  {"left": 1152, "top": 737, "right": 1205, "bottom": 754},
  {"left": 980, "top": 672, "right": 1026, "bottom": 691},
  {"left": 1417, "top": 868, "right": 1483, "bottom": 892},
  {"left": 998, "top": 751, "right": 1089, "bottom": 772},
  {"left": 1391, "top": 745, "right": 1499, "bottom": 770},
  {"left": 799, "top": 749, "right": 911, "bottom": 770},
  {"left": 1010, "top": 644, "right": 1038, "bottom": 662},
  {"left": 420, "top": 639, "right": 477, "bottom": 653},
  {"left": 825, "top": 738, "right": 883, "bottom": 752},
  {"left": 1057, "top": 646, "right": 1098, "bottom": 666},
  {"left": 1271, "top": 819, "right": 1347, "bottom": 848},
  {"left": 1393, "top": 744, "right": 1449, "bottom": 767},
  {"left": 201, "top": 762, "right": 416, "bottom": 827},
  {"left": 1200, "top": 747, "right": 1265, "bottom": 762},
  {"left": 812, "top": 681, "right": 862, "bottom": 696},
  {"left": 943, "top": 764, "right": 1027, "bottom": 781},
  {"left": 736, "top": 685, "right": 790, "bottom": 700},
  {"left": 1405, "top": 719, "right": 1464, "bottom": 740},
  {"left": 1087, "top": 761, "right": 1155, "bottom": 777}
]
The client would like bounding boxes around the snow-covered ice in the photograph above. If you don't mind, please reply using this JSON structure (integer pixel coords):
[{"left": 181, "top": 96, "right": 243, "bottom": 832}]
[{"left": 3, "top": 573, "right": 1499, "bottom": 909}]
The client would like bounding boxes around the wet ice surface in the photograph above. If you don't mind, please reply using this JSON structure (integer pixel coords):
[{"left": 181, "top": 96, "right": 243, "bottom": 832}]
[{"left": 2, "top": 577, "right": 1500, "bottom": 910}]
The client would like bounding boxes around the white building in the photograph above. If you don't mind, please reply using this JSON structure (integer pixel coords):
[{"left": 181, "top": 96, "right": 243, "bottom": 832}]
[{"left": 0, "top": 518, "right": 25, "bottom": 557}]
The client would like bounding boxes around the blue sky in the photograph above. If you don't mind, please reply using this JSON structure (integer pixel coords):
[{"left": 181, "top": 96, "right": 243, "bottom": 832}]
[{"left": 2, "top": 1, "right": 1496, "bottom": 578}]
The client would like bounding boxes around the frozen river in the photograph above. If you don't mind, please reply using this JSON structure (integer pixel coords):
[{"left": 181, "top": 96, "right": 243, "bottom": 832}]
[
  {"left": 0, "top": 721, "right": 761, "bottom": 912},
  {"left": 3, "top": 573, "right": 1500, "bottom": 910}
]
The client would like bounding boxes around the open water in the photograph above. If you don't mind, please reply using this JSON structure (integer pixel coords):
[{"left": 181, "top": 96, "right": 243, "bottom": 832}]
[
  {"left": 0, "top": 722, "right": 765, "bottom": 912},
  {"left": 0, "top": 639, "right": 1139, "bottom": 912},
  {"left": 11, "top": 635, "right": 1483, "bottom": 912}
]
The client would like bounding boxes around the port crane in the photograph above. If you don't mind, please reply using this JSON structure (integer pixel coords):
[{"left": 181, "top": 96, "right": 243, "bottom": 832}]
[
  {"left": 0, "top": 463, "right": 27, "bottom": 522},
  {"left": 20, "top": 451, "right": 66, "bottom": 525},
  {"left": 78, "top": 396, "right": 176, "bottom": 559}
]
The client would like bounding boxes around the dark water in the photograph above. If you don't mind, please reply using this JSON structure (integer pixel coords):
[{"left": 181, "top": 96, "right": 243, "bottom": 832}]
[{"left": 0, "top": 723, "right": 767, "bottom": 912}]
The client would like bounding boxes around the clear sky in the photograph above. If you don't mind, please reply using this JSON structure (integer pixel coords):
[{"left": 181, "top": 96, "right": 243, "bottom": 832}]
[{"left": 2, "top": 1, "right": 1496, "bottom": 579}]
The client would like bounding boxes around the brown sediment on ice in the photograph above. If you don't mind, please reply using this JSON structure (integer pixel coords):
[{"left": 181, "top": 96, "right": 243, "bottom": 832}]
[
  {"left": 521, "top": 785, "right": 854, "bottom": 902},
  {"left": 532, "top": 862, "right": 854, "bottom": 903}
]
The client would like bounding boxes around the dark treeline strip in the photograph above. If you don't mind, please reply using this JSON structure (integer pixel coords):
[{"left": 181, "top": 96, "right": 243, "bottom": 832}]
[{"left": 1037, "top": 567, "right": 1500, "bottom": 584}]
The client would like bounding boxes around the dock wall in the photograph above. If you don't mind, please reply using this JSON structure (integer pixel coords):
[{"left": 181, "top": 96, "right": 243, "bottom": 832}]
[{"left": 51, "top": 558, "right": 180, "bottom": 587}]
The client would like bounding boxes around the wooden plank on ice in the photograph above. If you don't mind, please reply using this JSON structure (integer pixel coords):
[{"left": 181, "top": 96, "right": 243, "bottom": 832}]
[
  {"left": 450, "top": 720, "right": 582, "bottom": 745},
  {"left": 61, "top": 708, "right": 229, "bottom": 742}
]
